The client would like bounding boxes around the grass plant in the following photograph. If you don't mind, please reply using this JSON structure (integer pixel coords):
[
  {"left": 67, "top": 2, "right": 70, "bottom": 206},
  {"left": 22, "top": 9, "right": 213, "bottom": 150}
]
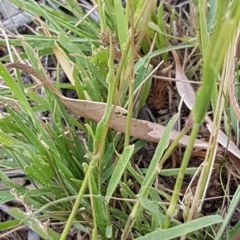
[{"left": 0, "top": 0, "right": 240, "bottom": 239}]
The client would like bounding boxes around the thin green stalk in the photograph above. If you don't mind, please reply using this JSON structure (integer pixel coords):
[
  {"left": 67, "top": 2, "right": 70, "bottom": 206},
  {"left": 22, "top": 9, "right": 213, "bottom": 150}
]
[
  {"left": 61, "top": 32, "right": 116, "bottom": 240},
  {"left": 89, "top": 173, "right": 98, "bottom": 240},
  {"left": 114, "top": 35, "right": 132, "bottom": 101},
  {"left": 123, "top": 74, "right": 134, "bottom": 184},
  {"left": 185, "top": 132, "right": 217, "bottom": 220},
  {"left": 33, "top": 196, "right": 77, "bottom": 216},
  {"left": 93, "top": 38, "right": 115, "bottom": 155},
  {"left": 121, "top": 127, "right": 188, "bottom": 237},
  {"left": 60, "top": 163, "right": 92, "bottom": 240},
  {"left": 91, "top": 36, "right": 116, "bottom": 237},
  {"left": 115, "top": 0, "right": 156, "bottom": 104},
  {"left": 179, "top": 129, "right": 219, "bottom": 240},
  {"left": 165, "top": 122, "right": 200, "bottom": 228},
  {"left": 157, "top": 126, "right": 190, "bottom": 171},
  {"left": 184, "top": 40, "right": 234, "bottom": 231},
  {"left": 96, "top": 0, "right": 106, "bottom": 31},
  {"left": 121, "top": 114, "right": 180, "bottom": 239},
  {"left": 198, "top": 0, "right": 209, "bottom": 57},
  {"left": 215, "top": 185, "right": 240, "bottom": 240},
  {"left": 121, "top": 200, "right": 141, "bottom": 240},
  {"left": 122, "top": 30, "right": 135, "bottom": 208},
  {"left": 124, "top": 7, "right": 135, "bottom": 148},
  {"left": 198, "top": 0, "right": 217, "bottom": 113},
  {"left": 124, "top": 77, "right": 134, "bottom": 147}
]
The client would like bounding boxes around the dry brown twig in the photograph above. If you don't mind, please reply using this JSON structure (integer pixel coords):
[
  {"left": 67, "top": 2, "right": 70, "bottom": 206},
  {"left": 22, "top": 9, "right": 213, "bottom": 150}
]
[{"left": 6, "top": 62, "right": 208, "bottom": 148}]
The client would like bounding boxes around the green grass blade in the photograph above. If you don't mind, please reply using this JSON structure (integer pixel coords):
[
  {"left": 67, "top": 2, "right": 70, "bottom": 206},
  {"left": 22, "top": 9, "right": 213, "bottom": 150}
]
[
  {"left": 139, "top": 196, "right": 166, "bottom": 229},
  {"left": 193, "top": 0, "right": 240, "bottom": 124},
  {"left": 198, "top": 0, "right": 210, "bottom": 57},
  {"left": 9, "top": 208, "right": 60, "bottom": 240},
  {"left": 106, "top": 145, "right": 134, "bottom": 202},
  {"left": 89, "top": 172, "right": 108, "bottom": 238},
  {"left": 0, "top": 219, "right": 21, "bottom": 231},
  {"left": 114, "top": 0, "right": 128, "bottom": 51},
  {"left": 121, "top": 113, "right": 179, "bottom": 238},
  {"left": 0, "top": 63, "right": 30, "bottom": 111},
  {"left": 223, "top": 222, "right": 240, "bottom": 240},
  {"left": 141, "top": 113, "right": 179, "bottom": 187},
  {"left": 135, "top": 215, "right": 223, "bottom": 240},
  {"left": 215, "top": 185, "right": 240, "bottom": 240}
]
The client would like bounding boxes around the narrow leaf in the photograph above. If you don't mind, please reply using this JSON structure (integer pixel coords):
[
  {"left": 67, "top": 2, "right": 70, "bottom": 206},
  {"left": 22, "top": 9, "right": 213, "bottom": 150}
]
[
  {"left": 106, "top": 145, "right": 134, "bottom": 201},
  {"left": 135, "top": 215, "right": 223, "bottom": 240},
  {"left": 9, "top": 208, "right": 60, "bottom": 240}
]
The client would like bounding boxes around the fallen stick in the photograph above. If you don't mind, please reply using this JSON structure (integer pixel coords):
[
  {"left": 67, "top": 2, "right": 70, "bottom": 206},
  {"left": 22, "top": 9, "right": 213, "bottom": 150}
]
[{"left": 6, "top": 62, "right": 208, "bottom": 149}]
